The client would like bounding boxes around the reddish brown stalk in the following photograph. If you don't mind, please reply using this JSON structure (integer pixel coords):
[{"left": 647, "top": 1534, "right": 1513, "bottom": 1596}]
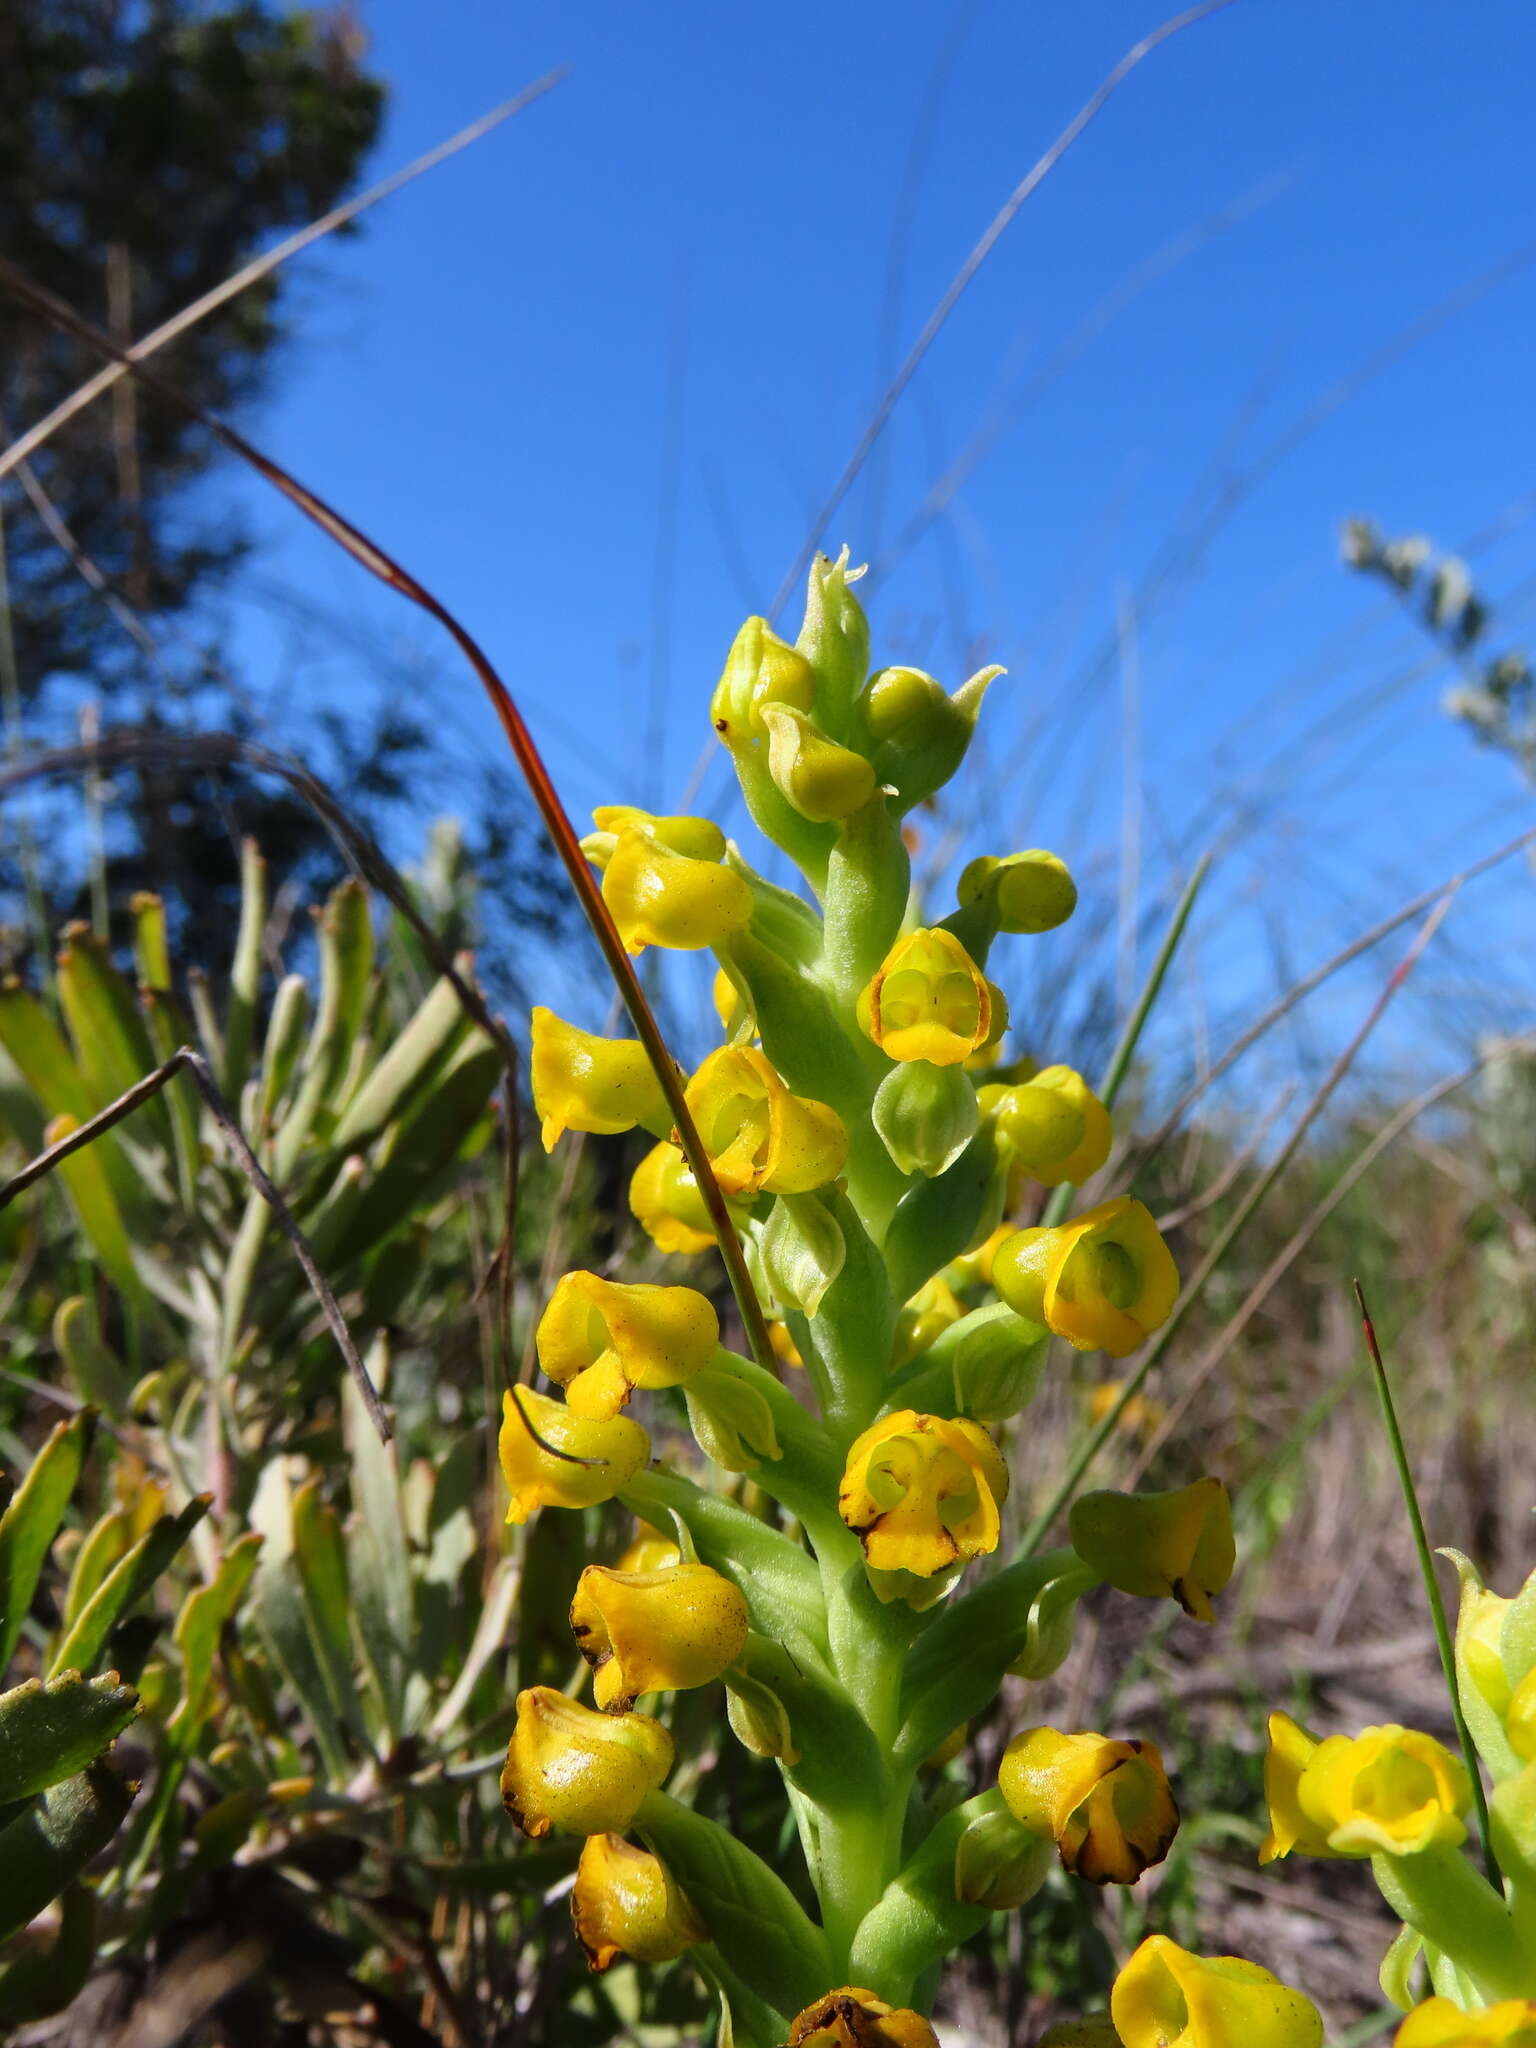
[{"left": 0, "top": 257, "right": 774, "bottom": 1373}]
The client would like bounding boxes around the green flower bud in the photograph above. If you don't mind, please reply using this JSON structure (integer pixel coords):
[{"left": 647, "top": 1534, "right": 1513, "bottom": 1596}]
[
  {"left": 945, "top": 1302, "right": 1050, "bottom": 1423},
  {"left": 874, "top": 1060, "right": 980, "bottom": 1178},
  {"left": 960, "top": 850, "right": 1077, "bottom": 934},
  {"left": 794, "top": 546, "right": 870, "bottom": 734},
  {"left": 761, "top": 704, "right": 878, "bottom": 822},
  {"left": 723, "top": 1663, "right": 801, "bottom": 1764},
  {"left": 953, "top": 1804, "right": 1055, "bottom": 1911},
  {"left": 760, "top": 1188, "right": 847, "bottom": 1318},
  {"left": 684, "top": 1364, "right": 781, "bottom": 1472},
  {"left": 710, "top": 616, "right": 817, "bottom": 746},
  {"left": 858, "top": 663, "right": 1002, "bottom": 810}
]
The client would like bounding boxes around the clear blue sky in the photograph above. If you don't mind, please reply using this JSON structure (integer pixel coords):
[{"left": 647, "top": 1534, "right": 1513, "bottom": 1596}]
[{"left": 223, "top": 0, "right": 1535, "bottom": 1100}]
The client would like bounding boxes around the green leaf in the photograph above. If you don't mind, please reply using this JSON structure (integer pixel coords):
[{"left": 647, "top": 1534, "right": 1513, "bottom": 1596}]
[
  {"left": 51, "top": 1299, "right": 132, "bottom": 1417},
  {"left": 222, "top": 839, "right": 266, "bottom": 1101},
  {"left": 0, "top": 1408, "right": 96, "bottom": 1672},
  {"left": 330, "top": 966, "right": 471, "bottom": 1151},
  {"left": 48, "top": 1494, "right": 209, "bottom": 1679},
  {"left": 0, "top": 1761, "right": 137, "bottom": 1942},
  {"left": 344, "top": 1351, "right": 414, "bottom": 1740},
  {"left": 0, "top": 1672, "right": 138, "bottom": 1801},
  {"left": 0, "top": 1882, "right": 98, "bottom": 2024},
  {"left": 169, "top": 1533, "right": 263, "bottom": 1745},
  {"left": 55, "top": 924, "right": 166, "bottom": 1151},
  {"left": 883, "top": 1126, "right": 1006, "bottom": 1306},
  {"left": 636, "top": 1788, "right": 832, "bottom": 2020},
  {"left": 290, "top": 1480, "right": 367, "bottom": 1745},
  {"left": 248, "top": 1460, "right": 352, "bottom": 1782}
]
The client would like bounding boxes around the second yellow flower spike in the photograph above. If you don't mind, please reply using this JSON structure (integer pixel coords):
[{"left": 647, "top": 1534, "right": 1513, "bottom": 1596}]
[
  {"left": 1259, "top": 1716, "right": 1471, "bottom": 1861},
  {"left": 569, "top": 1559, "right": 750, "bottom": 1711},
  {"left": 858, "top": 927, "right": 994, "bottom": 1067},
  {"left": 838, "top": 1409, "right": 1007, "bottom": 1597},
  {"left": 1111, "top": 1935, "right": 1322, "bottom": 2048},
  {"left": 536, "top": 1270, "right": 719, "bottom": 1418},
  {"left": 992, "top": 1196, "right": 1179, "bottom": 1358},
  {"left": 999, "top": 1726, "right": 1179, "bottom": 1885},
  {"left": 685, "top": 1045, "right": 848, "bottom": 1196}
]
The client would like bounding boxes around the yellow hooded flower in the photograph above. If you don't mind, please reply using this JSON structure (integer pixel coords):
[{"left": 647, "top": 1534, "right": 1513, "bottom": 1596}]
[
  {"left": 1396, "top": 2000, "right": 1536, "bottom": 2048},
  {"left": 994, "top": 1066, "right": 1113, "bottom": 1188},
  {"left": 710, "top": 615, "right": 818, "bottom": 745},
  {"left": 838, "top": 1409, "right": 1007, "bottom": 1589},
  {"left": 569, "top": 1559, "right": 750, "bottom": 1711},
  {"left": 858, "top": 927, "right": 995, "bottom": 1066},
  {"left": 498, "top": 1387, "right": 650, "bottom": 1526},
  {"left": 571, "top": 1833, "right": 707, "bottom": 1972},
  {"left": 1508, "top": 1665, "right": 1536, "bottom": 1762},
  {"left": 529, "top": 1007, "right": 674, "bottom": 1151},
  {"left": 500, "top": 1687, "right": 673, "bottom": 1838},
  {"left": 992, "top": 1197, "right": 1179, "bottom": 1358},
  {"left": 614, "top": 1522, "right": 683, "bottom": 1574},
  {"left": 629, "top": 1139, "right": 748, "bottom": 1255},
  {"left": 760, "top": 703, "right": 878, "bottom": 822},
  {"left": 958, "top": 849, "right": 1077, "bottom": 935},
  {"left": 1111, "top": 1936, "right": 1322, "bottom": 2048},
  {"left": 1068, "top": 1479, "right": 1235, "bottom": 1623},
  {"left": 583, "top": 808, "right": 753, "bottom": 955},
  {"left": 785, "top": 1987, "right": 939, "bottom": 2048},
  {"left": 999, "top": 1727, "right": 1179, "bottom": 1885},
  {"left": 1260, "top": 1717, "right": 1471, "bottom": 1861},
  {"left": 684, "top": 1045, "right": 848, "bottom": 1196},
  {"left": 536, "top": 1271, "right": 719, "bottom": 1419}
]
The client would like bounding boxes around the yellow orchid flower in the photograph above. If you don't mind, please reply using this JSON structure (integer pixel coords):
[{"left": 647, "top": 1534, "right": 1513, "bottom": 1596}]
[
  {"left": 785, "top": 1987, "right": 939, "bottom": 2048},
  {"left": 710, "top": 615, "right": 818, "bottom": 744},
  {"left": 569, "top": 1559, "right": 750, "bottom": 1711},
  {"left": 993, "top": 1064, "right": 1112, "bottom": 1187},
  {"left": 992, "top": 1196, "right": 1179, "bottom": 1358},
  {"left": 958, "top": 849, "right": 1078, "bottom": 934},
  {"left": 500, "top": 1687, "right": 673, "bottom": 1838},
  {"left": 838, "top": 1408, "right": 1007, "bottom": 1598},
  {"left": 999, "top": 1726, "right": 1179, "bottom": 1885},
  {"left": 1260, "top": 1716, "right": 1471, "bottom": 1861},
  {"left": 760, "top": 702, "right": 877, "bottom": 822},
  {"left": 628, "top": 1139, "right": 739, "bottom": 1255},
  {"left": 684, "top": 1044, "right": 848, "bottom": 1196},
  {"left": 535, "top": 1270, "right": 719, "bottom": 1419},
  {"left": 1111, "top": 1936, "right": 1322, "bottom": 2048},
  {"left": 497, "top": 1387, "right": 649, "bottom": 1526},
  {"left": 858, "top": 927, "right": 995, "bottom": 1066},
  {"left": 1395, "top": 2000, "right": 1536, "bottom": 2048},
  {"left": 1069, "top": 1478, "right": 1235, "bottom": 1623},
  {"left": 583, "top": 807, "right": 753, "bottom": 955},
  {"left": 571, "top": 1833, "right": 707, "bottom": 1973},
  {"left": 529, "top": 1006, "right": 673, "bottom": 1151},
  {"left": 613, "top": 1521, "right": 683, "bottom": 1574}
]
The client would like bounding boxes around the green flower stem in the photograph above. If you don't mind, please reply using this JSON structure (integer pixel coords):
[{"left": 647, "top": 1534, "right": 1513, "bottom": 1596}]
[
  {"left": 845, "top": 1791, "right": 1000, "bottom": 2004},
  {"left": 1371, "top": 1845, "right": 1533, "bottom": 2002},
  {"left": 820, "top": 795, "right": 911, "bottom": 1006}
]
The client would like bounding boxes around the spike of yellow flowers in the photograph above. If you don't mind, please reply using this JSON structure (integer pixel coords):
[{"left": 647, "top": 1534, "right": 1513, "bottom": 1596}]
[
  {"left": 500, "top": 1687, "right": 673, "bottom": 1838},
  {"left": 498, "top": 1387, "right": 649, "bottom": 1525},
  {"left": 1069, "top": 1479, "right": 1235, "bottom": 1623},
  {"left": 838, "top": 1409, "right": 1007, "bottom": 1602},
  {"left": 684, "top": 1044, "right": 848, "bottom": 1196},
  {"left": 1111, "top": 1936, "right": 1322, "bottom": 2048},
  {"left": 536, "top": 1271, "right": 719, "bottom": 1419},
  {"left": 1395, "top": 2000, "right": 1536, "bottom": 2048},
  {"left": 993, "top": 1064, "right": 1113, "bottom": 1187},
  {"left": 571, "top": 1834, "right": 707, "bottom": 1973},
  {"left": 858, "top": 927, "right": 994, "bottom": 1066},
  {"left": 991, "top": 1197, "right": 1179, "bottom": 1358},
  {"left": 582, "top": 807, "right": 754, "bottom": 955},
  {"left": 530, "top": 1006, "right": 673, "bottom": 1150},
  {"left": 999, "top": 1726, "right": 1179, "bottom": 1885},
  {"left": 569, "top": 1560, "right": 750, "bottom": 1711},
  {"left": 785, "top": 1987, "right": 940, "bottom": 2048},
  {"left": 1259, "top": 1718, "right": 1471, "bottom": 1861}
]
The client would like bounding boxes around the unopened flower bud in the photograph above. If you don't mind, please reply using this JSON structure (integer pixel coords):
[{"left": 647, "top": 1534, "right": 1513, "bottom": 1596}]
[
  {"left": 945, "top": 1303, "right": 1049, "bottom": 1422},
  {"left": 498, "top": 1388, "right": 650, "bottom": 1526},
  {"left": 1395, "top": 1999, "right": 1536, "bottom": 2048},
  {"left": 794, "top": 547, "right": 871, "bottom": 733},
  {"left": 992, "top": 1197, "right": 1178, "bottom": 1358},
  {"left": 723, "top": 1664, "right": 801, "bottom": 1764},
  {"left": 959, "top": 849, "right": 1077, "bottom": 934},
  {"left": 1260, "top": 1716, "right": 1470, "bottom": 1861},
  {"left": 570, "top": 1559, "right": 749, "bottom": 1711},
  {"left": 1069, "top": 1478, "right": 1234, "bottom": 1623},
  {"left": 710, "top": 616, "right": 817, "bottom": 746},
  {"left": 572, "top": 1832, "right": 706, "bottom": 1972},
  {"left": 873, "top": 1059, "right": 980, "bottom": 1178},
  {"left": 1111, "top": 1936, "right": 1322, "bottom": 2048},
  {"left": 994, "top": 1066, "right": 1112, "bottom": 1187},
  {"left": 859, "top": 928, "right": 993, "bottom": 1067},
  {"left": 536, "top": 1271, "right": 718, "bottom": 1419},
  {"left": 999, "top": 1727, "right": 1179, "bottom": 1885},
  {"left": 838, "top": 1409, "right": 1006, "bottom": 1601},
  {"left": 858, "top": 662, "right": 1002, "bottom": 809},
  {"left": 530, "top": 1007, "right": 674, "bottom": 1151},
  {"left": 684, "top": 1364, "right": 781, "bottom": 1472},
  {"left": 501, "top": 1687, "right": 673, "bottom": 1837},
  {"left": 786, "top": 1986, "right": 938, "bottom": 2048},
  {"left": 760, "top": 704, "right": 877, "bottom": 822},
  {"left": 685, "top": 1045, "right": 847, "bottom": 1195},
  {"left": 953, "top": 1802, "right": 1055, "bottom": 1910}
]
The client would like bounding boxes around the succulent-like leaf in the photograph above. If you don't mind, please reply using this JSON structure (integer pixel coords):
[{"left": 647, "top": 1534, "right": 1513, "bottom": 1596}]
[
  {"left": 0, "top": 1882, "right": 98, "bottom": 2024},
  {"left": 169, "top": 1533, "right": 263, "bottom": 1745},
  {"left": 0, "top": 1408, "right": 96, "bottom": 1672},
  {"left": 48, "top": 1495, "right": 209, "bottom": 1680},
  {"left": 0, "top": 1671, "right": 139, "bottom": 1802},
  {"left": 0, "top": 1760, "right": 137, "bottom": 1942}
]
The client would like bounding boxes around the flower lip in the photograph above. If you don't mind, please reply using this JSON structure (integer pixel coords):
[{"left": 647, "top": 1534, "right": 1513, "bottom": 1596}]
[{"left": 838, "top": 1409, "right": 1007, "bottom": 1583}]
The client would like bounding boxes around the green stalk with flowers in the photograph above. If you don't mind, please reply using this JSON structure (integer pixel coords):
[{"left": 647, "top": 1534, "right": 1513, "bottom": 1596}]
[{"left": 492, "top": 550, "right": 1520, "bottom": 2048}]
